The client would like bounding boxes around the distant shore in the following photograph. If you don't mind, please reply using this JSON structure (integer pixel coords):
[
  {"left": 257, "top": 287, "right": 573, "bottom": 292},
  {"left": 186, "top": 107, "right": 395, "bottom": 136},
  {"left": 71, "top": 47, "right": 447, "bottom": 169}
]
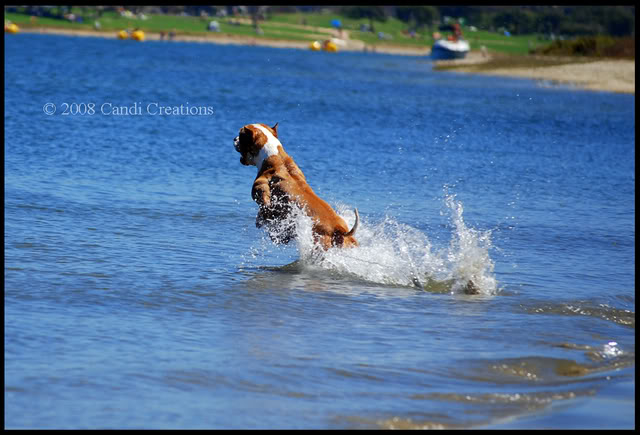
[
  {"left": 435, "top": 51, "right": 635, "bottom": 94},
  {"left": 17, "top": 26, "right": 430, "bottom": 55},
  {"left": 15, "top": 27, "right": 635, "bottom": 94}
]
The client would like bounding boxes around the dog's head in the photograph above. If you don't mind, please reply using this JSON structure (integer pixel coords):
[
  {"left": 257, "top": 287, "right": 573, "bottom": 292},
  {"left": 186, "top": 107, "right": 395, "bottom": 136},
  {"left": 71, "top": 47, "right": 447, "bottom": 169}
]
[{"left": 234, "top": 123, "right": 280, "bottom": 167}]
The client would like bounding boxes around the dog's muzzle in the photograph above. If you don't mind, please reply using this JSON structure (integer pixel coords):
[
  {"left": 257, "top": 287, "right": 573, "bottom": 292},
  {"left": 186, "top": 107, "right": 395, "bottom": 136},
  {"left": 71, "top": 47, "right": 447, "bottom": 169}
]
[{"left": 234, "top": 136, "right": 249, "bottom": 165}]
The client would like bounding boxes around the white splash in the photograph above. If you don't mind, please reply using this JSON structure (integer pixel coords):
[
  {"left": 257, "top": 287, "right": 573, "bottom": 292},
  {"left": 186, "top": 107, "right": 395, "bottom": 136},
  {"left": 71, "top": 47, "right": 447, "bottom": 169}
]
[
  {"left": 442, "top": 193, "right": 498, "bottom": 295},
  {"left": 243, "top": 192, "right": 499, "bottom": 296}
]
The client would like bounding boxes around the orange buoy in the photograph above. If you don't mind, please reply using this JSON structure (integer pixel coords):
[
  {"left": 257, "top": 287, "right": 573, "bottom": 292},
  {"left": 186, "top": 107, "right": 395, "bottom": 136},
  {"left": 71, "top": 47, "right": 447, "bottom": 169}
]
[
  {"left": 131, "top": 30, "right": 145, "bottom": 41},
  {"left": 5, "top": 23, "right": 20, "bottom": 34},
  {"left": 323, "top": 40, "right": 338, "bottom": 52}
]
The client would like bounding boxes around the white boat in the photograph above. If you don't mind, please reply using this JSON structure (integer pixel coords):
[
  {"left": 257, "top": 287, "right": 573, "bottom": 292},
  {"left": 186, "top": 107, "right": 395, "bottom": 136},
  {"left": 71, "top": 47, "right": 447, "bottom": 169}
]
[{"left": 431, "top": 38, "right": 470, "bottom": 60}]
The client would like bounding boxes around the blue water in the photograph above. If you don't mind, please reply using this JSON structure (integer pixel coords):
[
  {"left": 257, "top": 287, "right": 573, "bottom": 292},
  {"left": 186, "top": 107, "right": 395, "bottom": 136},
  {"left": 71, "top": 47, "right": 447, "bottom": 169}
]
[{"left": 4, "top": 33, "right": 635, "bottom": 429}]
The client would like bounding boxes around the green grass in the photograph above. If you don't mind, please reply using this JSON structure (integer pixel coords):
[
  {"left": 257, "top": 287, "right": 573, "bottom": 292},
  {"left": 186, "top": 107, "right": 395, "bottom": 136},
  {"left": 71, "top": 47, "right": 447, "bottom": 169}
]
[
  {"left": 268, "top": 12, "right": 540, "bottom": 54},
  {"left": 5, "top": 10, "right": 325, "bottom": 42},
  {"left": 6, "top": 8, "right": 542, "bottom": 55},
  {"left": 466, "top": 31, "right": 543, "bottom": 55},
  {"left": 6, "top": 12, "right": 94, "bottom": 30}
]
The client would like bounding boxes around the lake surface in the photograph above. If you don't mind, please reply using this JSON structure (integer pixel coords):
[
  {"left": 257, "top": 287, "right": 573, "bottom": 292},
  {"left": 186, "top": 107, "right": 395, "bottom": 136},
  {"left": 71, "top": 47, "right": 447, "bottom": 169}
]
[{"left": 4, "top": 33, "right": 635, "bottom": 429}]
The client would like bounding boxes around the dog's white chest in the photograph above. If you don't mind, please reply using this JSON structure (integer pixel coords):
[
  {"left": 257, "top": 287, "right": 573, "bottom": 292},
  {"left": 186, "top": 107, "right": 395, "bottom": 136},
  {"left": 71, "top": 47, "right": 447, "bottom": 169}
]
[{"left": 252, "top": 124, "right": 281, "bottom": 171}]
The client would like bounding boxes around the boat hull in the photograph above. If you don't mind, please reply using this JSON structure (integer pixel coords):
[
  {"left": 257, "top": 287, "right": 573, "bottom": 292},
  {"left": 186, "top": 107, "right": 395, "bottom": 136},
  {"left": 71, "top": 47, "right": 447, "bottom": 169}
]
[{"left": 431, "top": 39, "right": 470, "bottom": 60}]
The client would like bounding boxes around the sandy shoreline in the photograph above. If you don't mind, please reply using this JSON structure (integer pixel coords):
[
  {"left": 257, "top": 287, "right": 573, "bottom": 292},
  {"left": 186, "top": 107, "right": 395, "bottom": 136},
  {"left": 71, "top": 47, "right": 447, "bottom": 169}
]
[
  {"left": 16, "top": 27, "right": 635, "bottom": 94},
  {"left": 482, "top": 60, "right": 634, "bottom": 94},
  {"left": 435, "top": 52, "right": 635, "bottom": 94},
  {"left": 18, "top": 26, "right": 429, "bottom": 55}
]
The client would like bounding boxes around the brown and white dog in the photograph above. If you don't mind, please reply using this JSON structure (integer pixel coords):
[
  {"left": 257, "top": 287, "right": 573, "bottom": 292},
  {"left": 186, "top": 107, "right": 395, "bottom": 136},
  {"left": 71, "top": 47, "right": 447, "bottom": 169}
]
[{"left": 234, "top": 123, "right": 358, "bottom": 250}]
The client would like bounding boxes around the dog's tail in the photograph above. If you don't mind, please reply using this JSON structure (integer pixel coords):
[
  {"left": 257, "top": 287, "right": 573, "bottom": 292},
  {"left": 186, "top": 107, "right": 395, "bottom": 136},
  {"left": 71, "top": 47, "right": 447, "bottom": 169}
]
[{"left": 344, "top": 208, "right": 359, "bottom": 237}]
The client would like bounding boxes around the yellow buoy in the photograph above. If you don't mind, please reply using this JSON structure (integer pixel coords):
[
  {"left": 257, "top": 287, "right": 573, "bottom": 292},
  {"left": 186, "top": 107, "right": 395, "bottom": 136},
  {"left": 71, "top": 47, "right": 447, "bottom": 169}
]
[
  {"left": 117, "top": 30, "right": 128, "bottom": 39},
  {"left": 131, "top": 30, "right": 145, "bottom": 41},
  {"left": 323, "top": 41, "right": 338, "bottom": 52},
  {"left": 309, "top": 40, "right": 321, "bottom": 51},
  {"left": 5, "top": 23, "right": 20, "bottom": 34}
]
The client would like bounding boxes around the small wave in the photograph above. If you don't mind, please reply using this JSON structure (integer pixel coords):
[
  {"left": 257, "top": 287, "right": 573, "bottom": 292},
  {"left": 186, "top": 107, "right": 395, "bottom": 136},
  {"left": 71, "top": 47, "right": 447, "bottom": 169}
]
[
  {"left": 523, "top": 300, "right": 635, "bottom": 328},
  {"left": 453, "top": 352, "right": 634, "bottom": 386},
  {"left": 338, "top": 388, "right": 595, "bottom": 429},
  {"left": 243, "top": 192, "right": 498, "bottom": 296}
]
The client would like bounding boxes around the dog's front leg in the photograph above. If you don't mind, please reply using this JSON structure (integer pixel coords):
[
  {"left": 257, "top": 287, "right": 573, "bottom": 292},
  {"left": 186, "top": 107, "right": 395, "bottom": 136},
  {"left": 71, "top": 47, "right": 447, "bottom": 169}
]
[
  {"left": 252, "top": 176, "right": 271, "bottom": 206},
  {"left": 252, "top": 176, "right": 271, "bottom": 228}
]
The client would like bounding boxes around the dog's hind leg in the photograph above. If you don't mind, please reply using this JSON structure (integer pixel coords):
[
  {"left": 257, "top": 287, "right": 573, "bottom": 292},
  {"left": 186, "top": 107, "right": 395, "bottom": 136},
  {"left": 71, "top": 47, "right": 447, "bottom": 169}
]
[
  {"left": 411, "top": 274, "right": 424, "bottom": 290},
  {"left": 463, "top": 280, "right": 480, "bottom": 295}
]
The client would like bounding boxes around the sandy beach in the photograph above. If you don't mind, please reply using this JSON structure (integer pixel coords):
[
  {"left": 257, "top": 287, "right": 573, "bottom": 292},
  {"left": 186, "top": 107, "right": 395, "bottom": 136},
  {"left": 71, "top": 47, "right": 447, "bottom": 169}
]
[
  {"left": 16, "top": 27, "right": 634, "bottom": 94},
  {"left": 18, "top": 26, "right": 429, "bottom": 55},
  {"left": 435, "top": 51, "right": 635, "bottom": 94}
]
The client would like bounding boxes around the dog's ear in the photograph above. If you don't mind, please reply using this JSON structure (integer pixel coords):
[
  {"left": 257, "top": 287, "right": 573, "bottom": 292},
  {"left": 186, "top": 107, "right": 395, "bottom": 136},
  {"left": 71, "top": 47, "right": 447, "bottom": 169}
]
[
  {"left": 271, "top": 122, "right": 279, "bottom": 138},
  {"left": 240, "top": 126, "right": 255, "bottom": 138}
]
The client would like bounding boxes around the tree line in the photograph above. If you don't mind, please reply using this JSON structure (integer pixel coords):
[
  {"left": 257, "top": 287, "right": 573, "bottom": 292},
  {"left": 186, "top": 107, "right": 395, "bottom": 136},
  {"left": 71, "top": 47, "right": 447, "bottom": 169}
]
[
  {"left": 7, "top": 5, "right": 635, "bottom": 38},
  {"left": 339, "top": 6, "right": 634, "bottom": 37}
]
